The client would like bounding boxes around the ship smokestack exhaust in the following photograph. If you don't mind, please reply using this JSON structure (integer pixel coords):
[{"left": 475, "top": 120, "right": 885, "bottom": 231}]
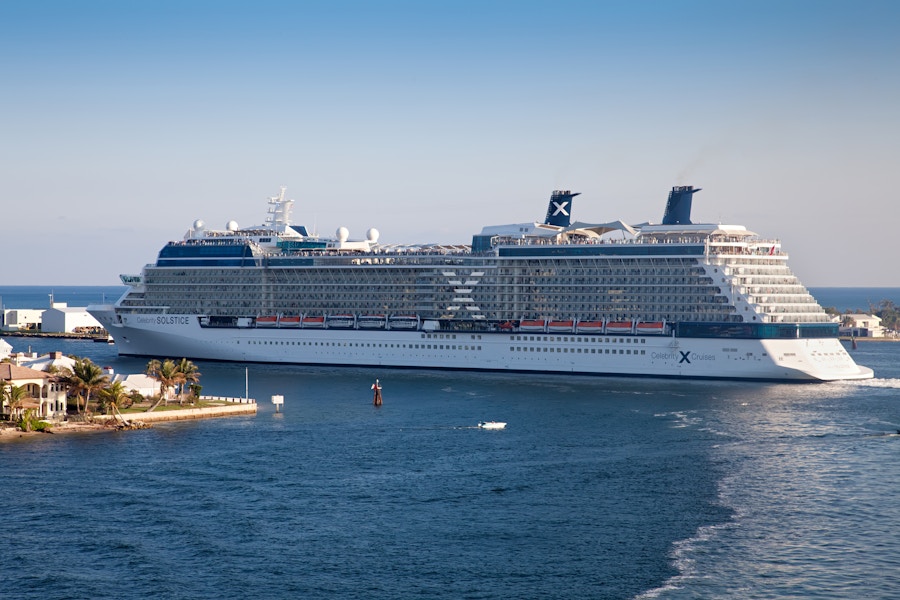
[
  {"left": 544, "top": 190, "right": 580, "bottom": 227},
  {"left": 662, "top": 186, "right": 701, "bottom": 225}
]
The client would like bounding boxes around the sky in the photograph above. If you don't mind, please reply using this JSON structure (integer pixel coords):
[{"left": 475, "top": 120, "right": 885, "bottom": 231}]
[{"left": 1, "top": 0, "right": 898, "bottom": 286}]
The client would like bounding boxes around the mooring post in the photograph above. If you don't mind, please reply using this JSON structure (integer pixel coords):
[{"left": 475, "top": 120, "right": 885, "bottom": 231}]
[{"left": 372, "top": 379, "right": 382, "bottom": 406}]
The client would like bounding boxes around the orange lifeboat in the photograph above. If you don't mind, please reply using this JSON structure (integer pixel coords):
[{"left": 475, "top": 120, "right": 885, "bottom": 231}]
[
  {"left": 636, "top": 321, "right": 665, "bottom": 334},
  {"left": 519, "top": 319, "right": 546, "bottom": 332},
  {"left": 301, "top": 315, "right": 325, "bottom": 328},
  {"left": 605, "top": 321, "right": 634, "bottom": 334},
  {"left": 279, "top": 316, "right": 301, "bottom": 327},
  {"left": 575, "top": 320, "right": 603, "bottom": 334},
  {"left": 547, "top": 320, "right": 575, "bottom": 332}
]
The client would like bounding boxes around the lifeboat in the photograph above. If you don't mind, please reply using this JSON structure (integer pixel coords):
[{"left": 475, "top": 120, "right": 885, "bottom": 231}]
[
  {"left": 547, "top": 320, "right": 575, "bottom": 332},
  {"left": 301, "top": 315, "right": 326, "bottom": 328},
  {"left": 326, "top": 314, "right": 356, "bottom": 329},
  {"left": 256, "top": 315, "right": 278, "bottom": 327},
  {"left": 498, "top": 321, "right": 517, "bottom": 331},
  {"left": 519, "top": 319, "right": 546, "bottom": 332},
  {"left": 388, "top": 315, "right": 420, "bottom": 330},
  {"left": 279, "top": 316, "right": 301, "bottom": 327},
  {"left": 605, "top": 321, "right": 634, "bottom": 334},
  {"left": 358, "top": 314, "right": 387, "bottom": 329},
  {"left": 636, "top": 321, "right": 665, "bottom": 335},
  {"left": 575, "top": 320, "right": 603, "bottom": 334}
]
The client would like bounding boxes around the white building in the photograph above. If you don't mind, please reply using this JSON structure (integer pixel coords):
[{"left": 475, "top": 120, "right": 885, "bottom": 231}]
[
  {"left": 0, "top": 338, "right": 11, "bottom": 360},
  {"left": 41, "top": 303, "right": 103, "bottom": 334},
  {"left": 839, "top": 314, "right": 884, "bottom": 338},
  {"left": 1, "top": 308, "right": 43, "bottom": 331},
  {"left": 102, "top": 367, "right": 159, "bottom": 398}
]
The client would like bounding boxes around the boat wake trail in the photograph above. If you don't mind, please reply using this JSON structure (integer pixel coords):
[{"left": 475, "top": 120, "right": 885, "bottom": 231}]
[{"left": 834, "top": 378, "right": 900, "bottom": 389}]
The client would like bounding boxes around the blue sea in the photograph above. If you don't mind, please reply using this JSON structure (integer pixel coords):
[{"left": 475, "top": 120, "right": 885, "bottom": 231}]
[{"left": 2, "top": 287, "right": 900, "bottom": 599}]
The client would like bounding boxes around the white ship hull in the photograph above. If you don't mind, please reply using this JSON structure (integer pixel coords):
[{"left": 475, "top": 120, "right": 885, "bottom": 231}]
[{"left": 90, "top": 306, "right": 873, "bottom": 382}]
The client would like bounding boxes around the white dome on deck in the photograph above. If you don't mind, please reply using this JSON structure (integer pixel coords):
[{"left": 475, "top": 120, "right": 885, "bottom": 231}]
[
  {"left": 226, "top": 220, "right": 239, "bottom": 232},
  {"left": 367, "top": 228, "right": 380, "bottom": 242}
]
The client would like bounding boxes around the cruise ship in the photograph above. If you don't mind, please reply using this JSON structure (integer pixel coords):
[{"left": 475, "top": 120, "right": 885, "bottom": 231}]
[{"left": 87, "top": 186, "right": 873, "bottom": 381}]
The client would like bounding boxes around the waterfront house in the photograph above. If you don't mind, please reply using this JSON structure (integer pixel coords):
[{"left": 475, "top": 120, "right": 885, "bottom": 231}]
[
  {"left": 839, "top": 314, "right": 885, "bottom": 338},
  {"left": 18, "top": 351, "right": 77, "bottom": 373},
  {"left": 0, "top": 338, "right": 11, "bottom": 360},
  {"left": 0, "top": 363, "right": 68, "bottom": 421}
]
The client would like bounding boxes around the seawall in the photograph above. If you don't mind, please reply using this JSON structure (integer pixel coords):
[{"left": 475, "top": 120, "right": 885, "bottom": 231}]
[{"left": 97, "top": 403, "right": 257, "bottom": 423}]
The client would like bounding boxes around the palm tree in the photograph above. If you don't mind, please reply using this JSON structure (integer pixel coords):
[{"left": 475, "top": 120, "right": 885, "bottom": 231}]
[
  {"left": 98, "top": 380, "right": 130, "bottom": 415},
  {"left": 175, "top": 358, "right": 201, "bottom": 405},
  {"left": 3, "top": 383, "right": 28, "bottom": 421},
  {"left": 0, "top": 379, "right": 7, "bottom": 420},
  {"left": 145, "top": 359, "right": 184, "bottom": 411},
  {"left": 67, "top": 358, "right": 108, "bottom": 415}
]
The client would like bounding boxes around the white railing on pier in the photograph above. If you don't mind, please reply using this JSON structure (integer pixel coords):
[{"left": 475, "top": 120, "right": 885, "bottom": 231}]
[{"left": 198, "top": 395, "right": 256, "bottom": 404}]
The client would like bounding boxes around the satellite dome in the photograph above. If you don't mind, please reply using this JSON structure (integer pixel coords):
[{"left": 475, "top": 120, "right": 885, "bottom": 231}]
[
  {"left": 226, "top": 220, "right": 239, "bottom": 232},
  {"left": 366, "top": 228, "right": 380, "bottom": 242},
  {"left": 336, "top": 227, "right": 350, "bottom": 242},
  {"left": 193, "top": 219, "right": 205, "bottom": 230}
]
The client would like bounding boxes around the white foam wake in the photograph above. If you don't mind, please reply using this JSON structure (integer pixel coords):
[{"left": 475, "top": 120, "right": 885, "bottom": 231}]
[{"left": 833, "top": 378, "right": 900, "bottom": 389}]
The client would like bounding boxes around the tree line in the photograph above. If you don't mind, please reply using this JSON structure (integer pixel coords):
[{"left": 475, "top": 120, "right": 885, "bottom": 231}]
[
  {"left": 823, "top": 299, "right": 899, "bottom": 331},
  {"left": 1, "top": 356, "right": 203, "bottom": 425}
]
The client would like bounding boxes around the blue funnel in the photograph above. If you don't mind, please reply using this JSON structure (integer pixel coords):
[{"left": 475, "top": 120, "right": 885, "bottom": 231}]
[
  {"left": 544, "top": 190, "right": 580, "bottom": 227},
  {"left": 662, "top": 186, "right": 701, "bottom": 225}
]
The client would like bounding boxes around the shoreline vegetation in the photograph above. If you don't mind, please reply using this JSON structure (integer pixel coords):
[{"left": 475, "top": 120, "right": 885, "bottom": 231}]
[
  {"left": 2, "top": 350, "right": 257, "bottom": 443},
  {"left": 0, "top": 403, "right": 258, "bottom": 442}
]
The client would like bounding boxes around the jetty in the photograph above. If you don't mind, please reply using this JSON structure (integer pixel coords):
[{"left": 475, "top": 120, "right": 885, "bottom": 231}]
[{"left": 95, "top": 401, "right": 256, "bottom": 424}]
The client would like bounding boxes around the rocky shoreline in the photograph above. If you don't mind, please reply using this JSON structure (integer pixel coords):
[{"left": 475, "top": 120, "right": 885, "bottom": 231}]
[{"left": 0, "top": 404, "right": 257, "bottom": 442}]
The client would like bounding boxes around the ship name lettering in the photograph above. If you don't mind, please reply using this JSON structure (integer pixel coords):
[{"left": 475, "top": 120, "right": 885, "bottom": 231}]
[{"left": 157, "top": 316, "right": 190, "bottom": 326}]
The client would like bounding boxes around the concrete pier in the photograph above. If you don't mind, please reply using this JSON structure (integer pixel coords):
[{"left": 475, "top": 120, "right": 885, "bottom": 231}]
[{"left": 96, "top": 403, "right": 257, "bottom": 424}]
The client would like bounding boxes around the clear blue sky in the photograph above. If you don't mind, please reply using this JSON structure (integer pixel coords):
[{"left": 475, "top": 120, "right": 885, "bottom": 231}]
[{"left": 2, "top": 0, "right": 898, "bottom": 286}]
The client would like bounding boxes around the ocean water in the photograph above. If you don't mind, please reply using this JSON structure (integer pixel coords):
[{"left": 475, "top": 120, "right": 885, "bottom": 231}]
[
  {"left": 0, "top": 285, "right": 127, "bottom": 310},
  {"left": 809, "top": 287, "right": 900, "bottom": 312},
  {"left": 2, "top": 288, "right": 900, "bottom": 599}
]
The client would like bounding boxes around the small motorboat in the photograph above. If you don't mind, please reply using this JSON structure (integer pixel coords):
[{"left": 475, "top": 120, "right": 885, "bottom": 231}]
[{"left": 478, "top": 421, "right": 507, "bottom": 430}]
